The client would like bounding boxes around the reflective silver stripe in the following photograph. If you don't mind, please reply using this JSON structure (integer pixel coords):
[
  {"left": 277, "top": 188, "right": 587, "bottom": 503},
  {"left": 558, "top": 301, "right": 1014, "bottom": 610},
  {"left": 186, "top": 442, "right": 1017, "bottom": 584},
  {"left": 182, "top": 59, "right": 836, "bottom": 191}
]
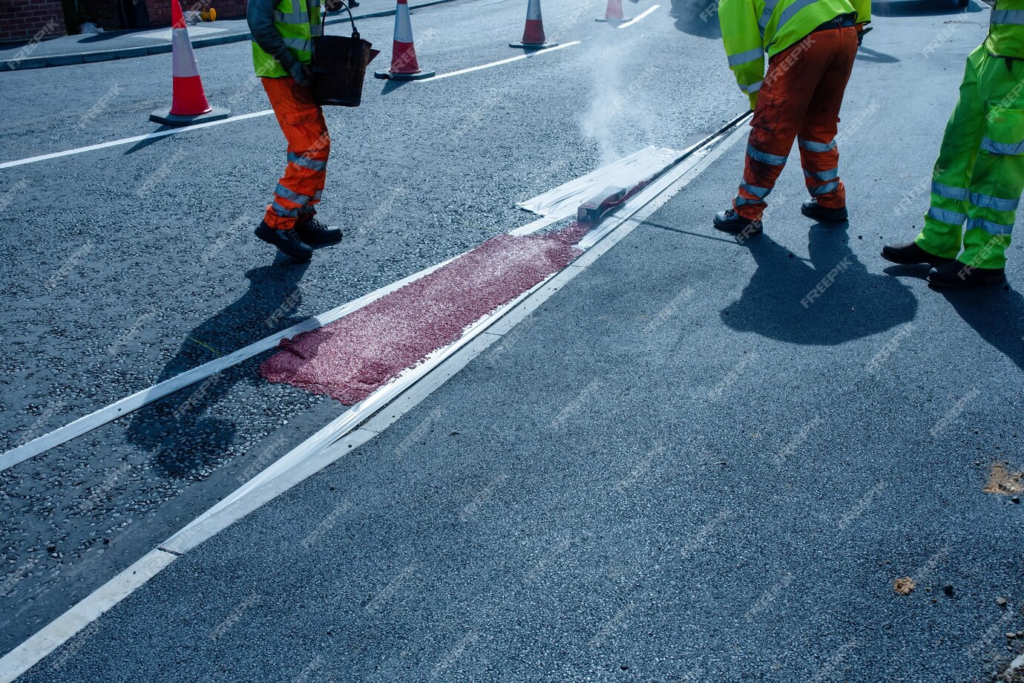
[
  {"left": 966, "top": 218, "right": 1014, "bottom": 235},
  {"left": 798, "top": 137, "right": 836, "bottom": 153},
  {"left": 969, "top": 192, "right": 1020, "bottom": 212},
  {"left": 981, "top": 137, "right": 1024, "bottom": 155},
  {"left": 271, "top": 201, "right": 300, "bottom": 218},
  {"left": 739, "top": 80, "right": 763, "bottom": 94},
  {"left": 804, "top": 168, "right": 839, "bottom": 182},
  {"left": 931, "top": 181, "right": 968, "bottom": 201},
  {"left": 288, "top": 152, "right": 327, "bottom": 171},
  {"left": 274, "top": 183, "right": 312, "bottom": 205},
  {"left": 283, "top": 37, "right": 312, "bottom": 53},
  {"left": 275, "top": 10, "right": 309, "bottom": 23},
  {"left": 777, "top": 0, "right": 819, "bottom": 31},
  {"left": 735, "top": 195, "right": 763, "bottom": 206},
  {"left": 313, "top": 189, "right": 323, "bottom": 201},
  {"left": 728, "top": 47, "right": 765, "bottom": 67},
  {"left": 741, "top": 182, "right": 772, "bottom": 198},
  {"left": 991, "top": 9, "right": 1024, "bottom": 24},
  {"left": 759, "top": 0, "right": 780, "bottom": 35},
  {"left": 171, "top": 30, "right": 200, "bottom": 78},
  {"left": 747, "top": 144, "right": 787, "bottom": 166},
  {"left": 928, "top": 207, "right": 967, "bottom": 225},
  {"left": 810, "top": 181, "right": 840, "bottom": 196}
]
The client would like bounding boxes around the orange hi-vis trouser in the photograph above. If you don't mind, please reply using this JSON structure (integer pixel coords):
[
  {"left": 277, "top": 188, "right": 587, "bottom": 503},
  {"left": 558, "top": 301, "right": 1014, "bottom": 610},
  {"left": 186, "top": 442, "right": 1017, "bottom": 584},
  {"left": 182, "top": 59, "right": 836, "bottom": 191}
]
[
  {"left": 262, "top": 76, "right": 330, "bottom": 231},
  {"left": 734, "top": 25, "right": 858, "bottom": 222}
]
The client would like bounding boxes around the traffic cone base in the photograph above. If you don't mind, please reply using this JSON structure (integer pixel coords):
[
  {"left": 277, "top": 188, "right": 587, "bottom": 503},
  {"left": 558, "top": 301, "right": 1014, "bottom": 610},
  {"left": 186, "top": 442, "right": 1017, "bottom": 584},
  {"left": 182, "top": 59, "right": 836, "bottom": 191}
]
[
  {"left": 373, "top": 69, "right": 436, "bottom": 80},
  {"left": 510, "top": 40, "right": 559, "bottom": 49},
  {"left": 150, "top": 106, "right": 231, "bottom": 126}
]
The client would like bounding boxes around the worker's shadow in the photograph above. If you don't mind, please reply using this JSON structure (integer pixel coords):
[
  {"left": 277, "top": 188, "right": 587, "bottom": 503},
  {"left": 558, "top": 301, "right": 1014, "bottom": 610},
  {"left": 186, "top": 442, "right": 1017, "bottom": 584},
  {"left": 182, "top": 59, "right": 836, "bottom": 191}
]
[
  {"left": 126, "top": 258, "right": 310, "bottom": 479},
  {"left": 940, "top": 286, "right": 1024, "bottom": 373},
  {"left": 722, "top": 228, "right": 918, "bottom": 344}
]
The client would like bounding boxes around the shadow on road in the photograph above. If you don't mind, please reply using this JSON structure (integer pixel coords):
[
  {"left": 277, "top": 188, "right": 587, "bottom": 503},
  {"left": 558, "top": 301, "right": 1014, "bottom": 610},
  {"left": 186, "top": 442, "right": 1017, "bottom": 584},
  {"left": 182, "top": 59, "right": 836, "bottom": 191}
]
[
  {"left": 126, "top": 257, "right": 309, "bottom": 479},
  {"left": 668, "top": 0, "right": 722, "bottom": 37},
  {"left": 940, "top": 285, "right": 1024, "bottom": 373},
  {"left": 872, "top": 0, "right": 983, "bottom": 16},
  {"left": 856, "top": 46, "right": 900, "bottom": 63},
  {"left": 722, "top": 228, "right": 918, "bottom": 344}
]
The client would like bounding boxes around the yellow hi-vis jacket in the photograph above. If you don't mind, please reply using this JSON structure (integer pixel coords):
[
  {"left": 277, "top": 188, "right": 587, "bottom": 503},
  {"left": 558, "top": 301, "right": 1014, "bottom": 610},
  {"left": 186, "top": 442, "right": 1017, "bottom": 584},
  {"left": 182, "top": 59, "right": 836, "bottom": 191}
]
[
  {"left": 719, "top": 0, "right": 869, "bottom": 108},
  {"left": 988, "top": 0, "right": 1024, "bottom": 58}
]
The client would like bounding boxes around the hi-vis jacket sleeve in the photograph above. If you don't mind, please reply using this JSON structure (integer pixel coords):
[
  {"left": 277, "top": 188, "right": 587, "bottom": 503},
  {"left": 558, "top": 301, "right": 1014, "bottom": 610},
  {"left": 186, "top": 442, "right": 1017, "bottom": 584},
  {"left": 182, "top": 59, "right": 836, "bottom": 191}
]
[
  {"left": 850, "top": 0, "right": 870, "bottom": 25},
  {"left": 718, "top": 0, "right": 765, "bottom": 110}
]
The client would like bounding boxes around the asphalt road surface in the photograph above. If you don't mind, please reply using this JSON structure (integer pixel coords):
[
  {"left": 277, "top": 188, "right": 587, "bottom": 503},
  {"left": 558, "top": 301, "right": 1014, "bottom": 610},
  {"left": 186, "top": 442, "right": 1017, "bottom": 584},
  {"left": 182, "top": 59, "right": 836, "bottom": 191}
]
[{"left": 2, "top": 0, "right": 1023, "bottom": 680}]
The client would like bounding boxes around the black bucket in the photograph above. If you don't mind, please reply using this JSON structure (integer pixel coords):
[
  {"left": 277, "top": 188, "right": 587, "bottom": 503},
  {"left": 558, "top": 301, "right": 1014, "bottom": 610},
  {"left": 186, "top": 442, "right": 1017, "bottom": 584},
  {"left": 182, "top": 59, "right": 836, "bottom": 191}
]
[{"left": 312, "top": 5, "right": 379, "bottom": 107}]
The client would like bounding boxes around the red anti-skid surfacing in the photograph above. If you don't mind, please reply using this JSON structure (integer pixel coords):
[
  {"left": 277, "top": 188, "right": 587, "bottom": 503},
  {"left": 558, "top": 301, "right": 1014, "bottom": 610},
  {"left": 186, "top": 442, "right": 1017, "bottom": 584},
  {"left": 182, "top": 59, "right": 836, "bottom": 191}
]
[{"left": 260, "top": 229, "right": 584, "bottom": 404}]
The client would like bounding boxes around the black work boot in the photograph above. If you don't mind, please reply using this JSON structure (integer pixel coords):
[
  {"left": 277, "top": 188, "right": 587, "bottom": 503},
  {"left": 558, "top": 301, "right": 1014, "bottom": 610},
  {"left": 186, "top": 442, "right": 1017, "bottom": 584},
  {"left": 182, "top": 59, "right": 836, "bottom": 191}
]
[
  {"left": 713, "top": 209, "right": 763, "bottom": 236},
  {"left": 927, "top": 260, "right": 1006, "bottom": 289},
  {"left": 296, "top": 216, "right": 343, "bottom": 245},
  {"left": 881, "top": 241, "right": 954, "bottom": 268},
  {"left": 801, "top": 199, "right": 848, "bottom": 223},
  {"left": 255, "top": 222, "right": 314, "bottom": 261}
]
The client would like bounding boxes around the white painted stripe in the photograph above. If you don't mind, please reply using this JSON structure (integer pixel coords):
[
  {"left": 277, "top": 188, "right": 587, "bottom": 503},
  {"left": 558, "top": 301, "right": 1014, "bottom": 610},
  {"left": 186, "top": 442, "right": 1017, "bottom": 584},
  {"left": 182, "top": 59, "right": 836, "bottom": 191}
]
[
  {"left": 0, "top": 112, "right": 751, "bottom": 678},
  {"left": 516, "top": 146, "right": 680, "bottom": 218},
  {"left": 0, "top": 137, "right": 665, "bottom": 473},
  {"left": 617, "top": 5, "right": 660, "bottom": 28},
  {"left": 0, "top": 110, "right": 274, "bottom": 170},
  {"left": 0, "top": 549, "right": 176, "bottom": 683},
  {"left": 424, "top": 41, "right": 581, "bottom": 81},
  {"left": 0, "top": 254, "right": 457, "bottom": 474},
  {"left": 1, "top": 43, "right": 579, "bottom": 171}
]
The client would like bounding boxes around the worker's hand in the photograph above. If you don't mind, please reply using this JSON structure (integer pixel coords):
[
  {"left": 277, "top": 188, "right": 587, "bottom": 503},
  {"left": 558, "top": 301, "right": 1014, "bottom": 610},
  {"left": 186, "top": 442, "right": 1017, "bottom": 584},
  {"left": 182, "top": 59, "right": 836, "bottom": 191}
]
[
  {"left": 324, "top": 0, "right": 344, "bottom": 11},
  {"left": 856, "top": 23, "right": 869, "bottom": 46},
  {"left": 288, "top": 62, "right": 314, "bottom": 87}
]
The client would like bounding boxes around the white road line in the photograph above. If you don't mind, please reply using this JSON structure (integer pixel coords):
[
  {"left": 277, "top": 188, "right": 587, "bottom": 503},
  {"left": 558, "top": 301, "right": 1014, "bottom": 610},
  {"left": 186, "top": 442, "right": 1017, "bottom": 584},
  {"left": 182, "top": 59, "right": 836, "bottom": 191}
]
[
  {"left": 423, "top": 41, "right": 581, "bottom": 81},
  {"left": 618, "top": 5, "right": 660, "bottom": 28},
  {"left": 0, "top": 142, "right": 672, "bottom": 473},
  {"left": 0, "top": 113, "right": 751, "bottom": 681},
  {"left": 0, "top": 111, "right": 275, "bottom": 170},
  {"left": 0, "top": 43, "right": 582, "bottom": 171},
  {"left": 0, "top": 549, "right": 176, "bottom": 683}
]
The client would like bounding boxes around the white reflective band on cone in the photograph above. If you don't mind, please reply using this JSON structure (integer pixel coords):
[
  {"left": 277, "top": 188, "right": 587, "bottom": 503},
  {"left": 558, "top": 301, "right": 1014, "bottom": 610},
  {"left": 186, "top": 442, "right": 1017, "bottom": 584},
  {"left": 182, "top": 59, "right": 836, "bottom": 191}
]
[
  {"left": 171, "top": 29, "right": 201, "bottom": 78},
  {"left": 395, "top": 1, "right": 415, "bottom": 42}
]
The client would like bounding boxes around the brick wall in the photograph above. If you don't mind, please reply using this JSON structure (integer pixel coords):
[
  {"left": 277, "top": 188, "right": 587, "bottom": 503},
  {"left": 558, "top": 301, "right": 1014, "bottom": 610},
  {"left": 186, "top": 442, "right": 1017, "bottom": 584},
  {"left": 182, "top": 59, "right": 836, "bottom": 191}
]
[
  {"left": 0, "top": 0, "right": 67, "bottom": 43},
  {"left": 144, "top": 0, "right": 248, "bottom": 27}
]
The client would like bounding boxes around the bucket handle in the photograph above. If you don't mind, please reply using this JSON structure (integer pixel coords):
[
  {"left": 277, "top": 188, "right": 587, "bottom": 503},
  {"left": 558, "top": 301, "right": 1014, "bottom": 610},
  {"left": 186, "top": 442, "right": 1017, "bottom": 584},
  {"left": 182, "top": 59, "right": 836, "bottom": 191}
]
[{"left": 322, "top": 0, "right": 360, "bottom": 40}]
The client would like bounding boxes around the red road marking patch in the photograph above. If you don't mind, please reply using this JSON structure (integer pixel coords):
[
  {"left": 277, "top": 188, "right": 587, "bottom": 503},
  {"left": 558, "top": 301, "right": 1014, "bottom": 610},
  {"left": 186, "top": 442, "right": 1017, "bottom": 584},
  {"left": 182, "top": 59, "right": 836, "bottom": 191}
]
[{"left": 260, "top": 228, "right": 585, "bottom": 404}]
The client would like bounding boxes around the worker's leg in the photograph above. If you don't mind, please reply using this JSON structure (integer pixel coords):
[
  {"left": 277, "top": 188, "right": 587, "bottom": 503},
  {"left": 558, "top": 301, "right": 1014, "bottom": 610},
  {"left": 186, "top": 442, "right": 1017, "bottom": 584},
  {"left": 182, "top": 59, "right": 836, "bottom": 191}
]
[
  {"left": 733, "top": 35, "right": 833, "bottom": 221},
  {"left": 797, "top": 26, "right": 858, "bottom": 209},
  {"left": 959, "top": 53, "right": 1024, "bottom": 270},
  {"left": 914, "top": 47, "right": 986, "bottom": 259},
  {"left": 261, "top": 77, "right": 330, "bottom": 231}
]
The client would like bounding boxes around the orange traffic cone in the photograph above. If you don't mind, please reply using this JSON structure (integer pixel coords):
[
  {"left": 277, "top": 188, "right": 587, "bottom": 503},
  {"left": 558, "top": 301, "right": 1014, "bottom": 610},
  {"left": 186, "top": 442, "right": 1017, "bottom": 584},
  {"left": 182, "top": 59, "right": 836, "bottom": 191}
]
[
  {"left": 374, "top": 0, "right": 435, "bottom": 80},
  {"left": 510, "top": 0, "right": 558, "bottom": 49},
  {"left": 150, "top": 0, "right": 230, "bottom": 126},
  {"left": 597, "top": 0, "right": 631, "bottom": 22}
]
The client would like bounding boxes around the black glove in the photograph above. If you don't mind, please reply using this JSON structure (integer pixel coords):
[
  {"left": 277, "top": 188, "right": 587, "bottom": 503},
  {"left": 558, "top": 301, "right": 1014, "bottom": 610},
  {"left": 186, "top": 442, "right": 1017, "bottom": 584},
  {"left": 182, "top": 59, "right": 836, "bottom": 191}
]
[{"left": 288, "top": 61, "right": 314, "bottom": 87}]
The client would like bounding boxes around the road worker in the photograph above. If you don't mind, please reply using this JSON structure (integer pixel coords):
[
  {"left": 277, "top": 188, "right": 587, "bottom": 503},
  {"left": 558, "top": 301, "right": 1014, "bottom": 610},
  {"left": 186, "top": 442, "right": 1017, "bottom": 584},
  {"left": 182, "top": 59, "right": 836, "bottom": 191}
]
[
  {"left": 713, "top": 0, "right": 870, "bottom": 235},
  {"left": 882, "top": 5, "right": 1022, "bottom": 288},
  {"left": 248, "top": 0, "right": 345, "bottom": 261}
]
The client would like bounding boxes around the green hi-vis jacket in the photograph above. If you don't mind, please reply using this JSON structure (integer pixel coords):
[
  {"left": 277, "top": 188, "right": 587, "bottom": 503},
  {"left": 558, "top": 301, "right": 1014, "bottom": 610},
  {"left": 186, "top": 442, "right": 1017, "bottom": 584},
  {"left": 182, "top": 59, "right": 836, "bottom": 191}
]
[
  {"left": 249, "top": 0, "right": 322, "bottom": 78},
  {"left": 987, "top": 0, "right": 1024, "bottom": 59},
  {"left": 719, "top": 0, "right": 869, "bottom": 108}
]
